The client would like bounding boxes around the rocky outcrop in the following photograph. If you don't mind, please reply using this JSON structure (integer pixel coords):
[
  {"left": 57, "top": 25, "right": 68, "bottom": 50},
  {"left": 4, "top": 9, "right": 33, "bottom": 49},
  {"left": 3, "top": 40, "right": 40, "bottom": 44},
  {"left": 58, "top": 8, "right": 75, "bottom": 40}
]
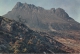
[{"left": 55, "top": 8, "right": 69, "bottom": 18}]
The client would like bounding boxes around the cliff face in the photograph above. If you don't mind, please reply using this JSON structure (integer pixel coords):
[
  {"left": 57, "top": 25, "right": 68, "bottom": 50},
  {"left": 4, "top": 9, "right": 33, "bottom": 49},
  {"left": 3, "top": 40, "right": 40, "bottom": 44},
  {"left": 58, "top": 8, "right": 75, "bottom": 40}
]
[{"left": 3, "top": 2, "right": 80, "bottom": 31}]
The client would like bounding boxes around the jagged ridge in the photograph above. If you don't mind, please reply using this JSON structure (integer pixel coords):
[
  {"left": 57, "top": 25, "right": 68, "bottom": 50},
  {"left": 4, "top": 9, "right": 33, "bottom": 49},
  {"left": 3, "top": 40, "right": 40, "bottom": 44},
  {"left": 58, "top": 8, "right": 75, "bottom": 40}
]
[{"left": 3, "top": 2, "right": 80, "bottom": 32}]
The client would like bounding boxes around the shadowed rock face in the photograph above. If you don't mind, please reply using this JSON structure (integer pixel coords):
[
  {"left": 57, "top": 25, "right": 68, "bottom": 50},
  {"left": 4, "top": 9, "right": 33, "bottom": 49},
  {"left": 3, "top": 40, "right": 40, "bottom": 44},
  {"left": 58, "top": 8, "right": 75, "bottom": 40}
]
[{"left": 3, "top": 2, "right": 80, "bottom": 31}]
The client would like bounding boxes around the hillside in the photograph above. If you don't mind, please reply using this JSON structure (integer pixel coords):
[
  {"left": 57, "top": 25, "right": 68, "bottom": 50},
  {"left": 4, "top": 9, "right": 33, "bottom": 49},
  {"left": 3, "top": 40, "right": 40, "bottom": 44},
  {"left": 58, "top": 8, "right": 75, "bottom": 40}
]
[{"left": 0, "top": 16, "right": 80, "bottom": 53}]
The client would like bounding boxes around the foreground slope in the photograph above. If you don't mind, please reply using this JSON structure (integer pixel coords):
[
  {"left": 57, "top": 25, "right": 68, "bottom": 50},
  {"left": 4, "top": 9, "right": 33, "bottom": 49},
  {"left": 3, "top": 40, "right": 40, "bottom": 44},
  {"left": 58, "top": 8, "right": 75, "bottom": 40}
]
[
  {"left": 0, "top": 16, "right": 68, "bottom": 53},
  {"left": 0, "top": 16, "right": 80, "bottom": 53}
]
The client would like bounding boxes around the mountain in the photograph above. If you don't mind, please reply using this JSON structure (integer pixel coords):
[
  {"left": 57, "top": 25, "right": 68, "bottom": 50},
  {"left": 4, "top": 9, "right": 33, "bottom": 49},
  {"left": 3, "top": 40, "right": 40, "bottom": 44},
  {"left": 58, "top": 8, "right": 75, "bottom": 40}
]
[
  {"left": 3, "top": 2, "right": 80, "bottom": 31},
  {"left": 2, "top": 2, "right": 80, "bottom": 53}
]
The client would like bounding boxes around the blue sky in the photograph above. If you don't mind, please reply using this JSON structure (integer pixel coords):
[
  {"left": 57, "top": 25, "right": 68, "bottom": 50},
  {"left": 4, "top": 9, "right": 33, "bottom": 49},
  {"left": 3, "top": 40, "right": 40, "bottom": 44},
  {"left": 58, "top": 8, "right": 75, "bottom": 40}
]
[{"left": 0, "top": 0, "right": 80, "bottom": 22}]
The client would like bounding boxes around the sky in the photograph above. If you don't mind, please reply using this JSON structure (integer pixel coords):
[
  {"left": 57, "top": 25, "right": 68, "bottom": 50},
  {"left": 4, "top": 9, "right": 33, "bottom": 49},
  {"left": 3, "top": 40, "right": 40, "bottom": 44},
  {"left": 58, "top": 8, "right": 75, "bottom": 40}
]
[{"left": 0, "top": 0, "right": 80, "bottom": 23}]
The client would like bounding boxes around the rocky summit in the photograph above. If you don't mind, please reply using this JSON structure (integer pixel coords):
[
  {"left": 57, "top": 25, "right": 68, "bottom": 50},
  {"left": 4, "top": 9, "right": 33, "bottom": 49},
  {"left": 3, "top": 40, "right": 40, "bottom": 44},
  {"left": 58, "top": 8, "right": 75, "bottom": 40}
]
[
  {"left": 3, "top": 2, "right": 80, "bottom": 31},
  {"left": 1, "top": 2, "right": 80, "bottom": 54}
]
